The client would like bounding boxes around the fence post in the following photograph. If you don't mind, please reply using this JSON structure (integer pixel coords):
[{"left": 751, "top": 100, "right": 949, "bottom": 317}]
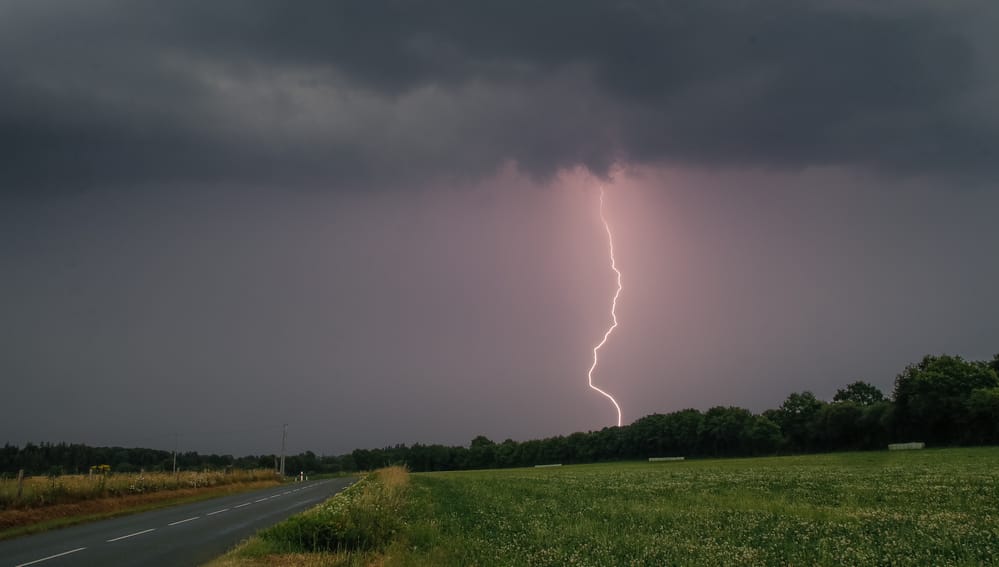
[{"left": 16, "top": 469, "right": 25, "bottom": 500}]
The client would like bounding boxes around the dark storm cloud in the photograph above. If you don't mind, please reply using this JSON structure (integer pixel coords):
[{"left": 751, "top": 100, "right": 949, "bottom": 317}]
[
  {"left": 1, "top": 0, "right": 997, "bottom": 193},
  {"left": 3, "top": 2, "right": 999, "bottom": 456}
]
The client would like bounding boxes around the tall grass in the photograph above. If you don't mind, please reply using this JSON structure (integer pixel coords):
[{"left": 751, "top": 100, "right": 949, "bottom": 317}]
[
  {"left": 259, "top": 466, "right": 409, "bottom": 553},
  {"left": 0, "top": 469, "right": 275, "bottom": 510}
]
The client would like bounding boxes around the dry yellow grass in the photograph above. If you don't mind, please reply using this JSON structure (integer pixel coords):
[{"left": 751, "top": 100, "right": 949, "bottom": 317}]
[
  {"left": 371, "top": 466, "right": 409, "bottom": 492},
  {"left": 1, "top": 469, "right": 276, "bottom": 510},
  {"left": 0, "top": 469, "right": 279, "bottom": 536}
]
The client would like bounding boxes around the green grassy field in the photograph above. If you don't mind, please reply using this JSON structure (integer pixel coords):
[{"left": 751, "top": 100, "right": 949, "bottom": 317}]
[
  {"left": 216, "top": 448, "right": 999, "bottom": 566},
  {"left": 394, "top": 448, "right": 999, "bottom": 566}
]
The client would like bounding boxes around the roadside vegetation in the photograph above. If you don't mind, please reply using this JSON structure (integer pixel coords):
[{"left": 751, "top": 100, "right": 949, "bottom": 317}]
[
  {"left": 211, "top": 466, "right": 409, "bottom": 566},
  {"left": 0, "top": 469, "right": 277, "bottom": 539},
  {"left": 213, "top": 448, "right": 999, "bottom": 566}
]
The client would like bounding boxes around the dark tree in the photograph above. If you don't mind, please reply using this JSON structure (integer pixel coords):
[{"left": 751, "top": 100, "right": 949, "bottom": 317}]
[
  {"left": 966, "top": 387, "right": 999, "bottom": 444},
  {"left": 815, "top": 402, "right": 865, "bottom": 450},
  {"left": 774, "top": 391, "right": 825, "bottom": 452},
  {"left": 700, "top": 406, "right": 755, "bottom": 456},
  {"left": 833, "top": 381, "right": 885, "bottom": 406},
  {"left": 494, "top": 439, "right": 519, "bottom": 468},
  {"left": 893, "top": 354, "right": 999, "bottom": 443},
  {"left": 745, "top": 415, "right": 782, "bottom": 454},
  {"left": 467, "top": 436, "right": 496, "bottom": 468}
]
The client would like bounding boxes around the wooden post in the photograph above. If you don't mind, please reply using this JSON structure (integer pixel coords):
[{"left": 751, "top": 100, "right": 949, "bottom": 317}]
[{"left": 16, "top": 469, "right": 25, "bottom": 500}]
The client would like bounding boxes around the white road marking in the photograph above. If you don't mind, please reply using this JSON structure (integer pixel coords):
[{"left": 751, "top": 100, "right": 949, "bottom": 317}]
[
  {"left": 14, "top": 547, "right": 87, "bottom": 567},
  {"left": 107, "top": 528, "right": 155, "bottom": 542},
  {"left": 10, "top": 481, "right": 347, "bottom": 567}
]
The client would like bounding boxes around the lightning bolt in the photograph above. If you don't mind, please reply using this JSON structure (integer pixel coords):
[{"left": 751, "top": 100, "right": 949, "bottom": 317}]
[{"left": 587, "top": 186, "right": 624, "bottom": 427}]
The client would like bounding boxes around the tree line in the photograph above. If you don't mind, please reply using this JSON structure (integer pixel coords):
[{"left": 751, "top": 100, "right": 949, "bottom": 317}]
[
  {"left": 0, "top": 443, "right": 301, "bottom": 477},
  {"left": 351, "top": 352, "right": 999, "bottom": 471},
  {"left": 4, "top": 352, "right": 997, "bottom": 476}
]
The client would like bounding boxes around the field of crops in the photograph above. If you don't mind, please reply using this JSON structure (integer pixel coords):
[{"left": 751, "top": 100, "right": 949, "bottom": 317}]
[
  {"left": 392, "top": 448, "right": 999, "bottom": 566},
  {"left": 0, "top": 469, "right": 276, "bottom": 510}
]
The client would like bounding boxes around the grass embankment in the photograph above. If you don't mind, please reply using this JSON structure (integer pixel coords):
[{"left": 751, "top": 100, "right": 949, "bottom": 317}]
[
  {"left": 213, "top": 448, "right": 999, "bottom": 566},
  {"left": 0, "top": 469, "right": 278, "bottom": 539},
  {"left": 210, "top": 466, "right": 409, "bottom": 566}
]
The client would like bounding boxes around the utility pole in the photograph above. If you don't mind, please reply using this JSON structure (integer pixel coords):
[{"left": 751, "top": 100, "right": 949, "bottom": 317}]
[
  {"left": 279, "top": 423, "right": 287, "bottom": 477},
  {"left": 172, "top": 433, "right": 178, "bottom": 474}
]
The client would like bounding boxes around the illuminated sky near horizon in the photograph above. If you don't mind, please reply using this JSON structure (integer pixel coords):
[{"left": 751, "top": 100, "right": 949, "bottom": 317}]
[{"left": 2, "top": 1, "right": 998, "bottom": 456}]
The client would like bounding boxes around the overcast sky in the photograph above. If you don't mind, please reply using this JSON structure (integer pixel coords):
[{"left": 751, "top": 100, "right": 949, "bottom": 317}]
[{"left": 2, "top": 1, "right": 998, "bottom": 456}]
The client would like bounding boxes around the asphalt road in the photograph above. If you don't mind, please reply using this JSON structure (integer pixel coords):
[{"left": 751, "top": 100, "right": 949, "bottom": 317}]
[{"left": 1, "top": 477, "right": 355, "bottom": 567}]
